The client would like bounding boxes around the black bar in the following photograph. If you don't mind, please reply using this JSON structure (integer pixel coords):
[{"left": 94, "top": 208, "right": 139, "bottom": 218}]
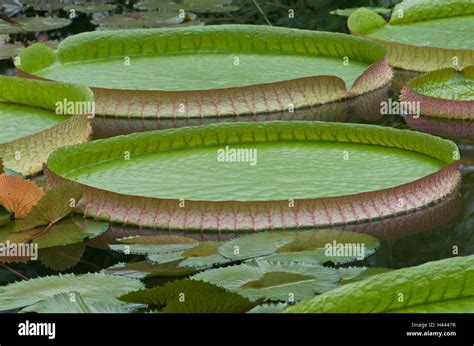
[{"left": 0, "top": 313, "right": 473, "bottom": 345}]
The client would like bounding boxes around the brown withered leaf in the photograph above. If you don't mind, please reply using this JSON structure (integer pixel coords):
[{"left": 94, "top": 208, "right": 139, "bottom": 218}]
[{"left": 0, "top": 175, "right": 45, "bottom": 218}]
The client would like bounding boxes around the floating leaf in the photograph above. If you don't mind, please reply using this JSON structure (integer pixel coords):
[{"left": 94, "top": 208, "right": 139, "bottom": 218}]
[
  {"left": 120, "top": 279, "right": 261, "bottom": 313},
  {"left": 219, "top": 230, "right": 379, "bottom": 265},
  {"left": 44, "top": 122, "right": 459, "bottom": 231},
  {"left": 0, "top": 175, "right": 44, "bottom": 218},
  {"left": 14, "top": 183, "right": 82, "bottom": 232},
  {"left": 64, "top": 4, "right": 117, "bottom": 13},
  {"left": 38, "top": 242, "right": 86, "bottom": 271},
  {"left": 110, "top": 235, "right": 198, "bottom": 255},
  {"left": 0, "top": 273, "right": 144, "bottom": 311},
  {"left": 147, "top": 240, "right": 231, "bottom": 268},
  {"left": 7, "top": 217, "right": 107, "bottom": 249},
  {"left": 348, "top": 2, "right": 474, "bottom": 71},
  {"left": 286, "top": 256, "right": 474, "bottom": 313},
  {"left": 92, "top": 12, "right": 185, "bottom": 30},
  {"left": 192, "top": 261, "right": 340, "bottom": 302},
  {"left": 22, "top": 292, "right": 132, "bottom": 313},
  {"left": 105, "top": 260, "right": 198, "bottom": 279},
  {"left": 0, "top": 17, "right": 71, "bottom": 34},
  {"left": 338, "top": 267, "right": 393, "bottom": 285},
  {"left": 400, "top": 66, "right": 474, "bottom": 120},
  {"left": 248, "top": 302, "right": 288, "bottom": 313},
  {"left": 330, "top": 7, "right": 390, "bottom": 17}
]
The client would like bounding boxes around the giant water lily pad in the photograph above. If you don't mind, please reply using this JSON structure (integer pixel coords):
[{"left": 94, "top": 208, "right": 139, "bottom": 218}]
[
  {"left": 348, "top": 0, "right": 474, "bottom": 72},
  {"left": 400, "top": 66, "right": 474, "bottom": 120},
  {"left": 286, "top": 255, "right": 474, "bottom": 313},
  {"left": 16, "top": 25, "right": 392, "bottom": 122},
  {"left": 45, "top": 121, "right": 460, "bottom": 232},
  {"left": 0, "top": 76, "right": 93, "bottom": 175}
]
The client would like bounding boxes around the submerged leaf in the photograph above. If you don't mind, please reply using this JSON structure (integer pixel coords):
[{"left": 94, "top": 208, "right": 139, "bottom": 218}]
[
  {"left": 38, "top": 242, "right": 86, "bottom": 271},
  {"left": 120, "top": 279, "right": 260, "bottom": 313},
  {"left": 0, "top": 175, "right": 44, "bottom": 218}
]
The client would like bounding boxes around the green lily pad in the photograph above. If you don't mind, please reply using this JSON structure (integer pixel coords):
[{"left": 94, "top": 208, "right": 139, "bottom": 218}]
[
  {"left": 109, "top": 235, "right": 198, "bottom": 255},
  {"left": 0, "top": 17, "right": 71, "bottom": 34},
  {"left": 16, "top": 25, "right": 391, "bottom": 120},
  {"left": 22, "top": 292, "right": 132, "bottom": 313},
  {"left": 45, "top": 121, "right": 460, "bottom": 232},
  {"left": 348, "top": 1, "right": 474, "bottom": 72},
  {"left": 135, "top": 0, "right": 238, "bottom": 12},
  {"left": 0, "top": 273, "right": 143, "bottom": 311},
  {"left": 0, "top": 76, "right": 93, "bottom": 176},
  {"left": 248, "top": 302, "right": 288, "bottom": 313},
  {"left": 120, "top": 279, "right": 261, "bottom": 313},
  {"left": 64, "top": 4, "right": 117, "bottom": 13},
  {"left": 286, "top": 255, "right": 474, "bottom": 313},
  {"left": 338, "top": 266, "right": 393, "bottom": 285},
  {"left": 218, "top": 230, "right": 379, "bottom": 264},
  {"left": 105, "top": 260, "right": 199, "bottom": 279},
  {"left": 400, "top": 66, "right": 474, "bottom": 120},
  {"left": 3, "top": 216, "right": 109, "bottom": 250},
  {"left": 148, "top": 241, "right": 231, "bottom": 268},
  {"left": 192, "top": 260, "right": 340, "bottom": 301},
  {"left": 330, "top": 7, "right": 390, "bottom": 17},
  {"left": 92, "top": 12, "right": 186, "bottom": 30}
]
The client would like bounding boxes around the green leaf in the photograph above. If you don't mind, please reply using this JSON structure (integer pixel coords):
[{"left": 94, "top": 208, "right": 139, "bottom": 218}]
[
  {"left": 15, "top": 183, "right": 82, "bottom": 232},
  {"left": 348, "top": 2, "right": 474, "bottom": 71},
  {"left": 17, "top": 25, "right": 390, "bottom": 121},
  {"left": 38, "top": 242, "right": 86, "bottom": 271},
  {"left": 22, "top": 292, "right": 132, "bottom": 313},
  {"left": 0, "top": 17, "right": 71, "bottom": 34},
  {"left": 105, "top": 260, "right": 199, "bottom": 279},
  {"left": 7, "top": 217, "right": 108, "bottom": 249},
  {"left": 147, "top": 241, "right": 231, "bottom": 268},
  {"left": 0, "top": 206, "right": 11, "bottom": 227},
  {"left": 331, "top": 7, "right": 390, "bottom": 17},
  {"left": 219, "top": 230, "right": 379, "bottom": 265},
  {"left": 248, "top": 302, "right": 288, "bottom": 313},
  {"left": 110, "top": 235, "right": 198, "bottom": 255},
  {"left": 120, "top": 279, "right": 261, "bottom": 313},
  {"left": 0, "top": 273, "right": 144, "bottom": 311},
  {"left": 0, "top": 76, "right": 93, "bottom": 176},
  {"left": 400, "top": 66, "right": 474, "bottom": 120},
  {"left": 45, "top": 121, "right": 459, "bottom": 231},
  {"left": 285, "top": 255, "right": 474, "bottom": 313},
  {"left": 192, "top": 260, "right": 340, "bottom": 302},
  {"left": 338, "top": 267, "right": 393, "bottom": 285}
]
